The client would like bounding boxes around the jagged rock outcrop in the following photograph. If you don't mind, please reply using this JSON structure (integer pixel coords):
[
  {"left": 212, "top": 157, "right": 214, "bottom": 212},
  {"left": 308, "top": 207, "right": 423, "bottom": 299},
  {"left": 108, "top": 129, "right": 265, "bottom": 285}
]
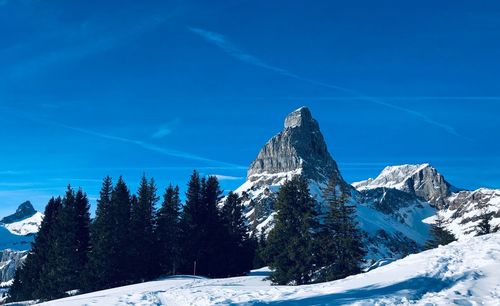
[
  {"left": 0, "top": 201, "right": 43, "bottom": 286},
  {"left": 0, "top": 250, "right": 27, "bottom": 285},
  {"left": 1, "top": 201, "right": 36, "bottom": 224},
  {"left": 353, "top": 165, "right": 500, "bottom": 238},
  {"left": 353, "top": 164, "right": 455, "bottom": 209},
  {"left": 236, "top": 107, "right": 435, "bottom": 263},
  {"left": 247, "top": 107, "right": 348, "bottom": 189}
]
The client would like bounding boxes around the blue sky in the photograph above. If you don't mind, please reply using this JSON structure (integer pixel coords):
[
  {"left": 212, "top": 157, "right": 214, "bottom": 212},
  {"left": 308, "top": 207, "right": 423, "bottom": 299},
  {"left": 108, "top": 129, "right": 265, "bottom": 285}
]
[{"left": 1, "top": 0, "right": 500, "bottom": 215}]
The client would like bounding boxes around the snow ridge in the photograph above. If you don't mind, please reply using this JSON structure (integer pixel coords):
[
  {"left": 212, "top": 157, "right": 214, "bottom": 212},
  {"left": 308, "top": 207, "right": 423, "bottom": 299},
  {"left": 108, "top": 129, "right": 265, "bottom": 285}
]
[{"left": 38, "top": 233, "right": 500, "bottom": 306}]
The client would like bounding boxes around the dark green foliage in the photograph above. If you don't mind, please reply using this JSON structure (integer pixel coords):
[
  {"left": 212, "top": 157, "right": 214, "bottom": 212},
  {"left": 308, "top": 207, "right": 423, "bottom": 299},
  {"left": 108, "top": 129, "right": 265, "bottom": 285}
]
[
  {"left": 316, "top": 178, "right": 365, "bottom": 282},
  {"left": 82, "top": 176, "right": 133, "bottom": 291},
  {"left": 476, "top": 212, "right": 493, "bottom": 236},
  {"left": 129, "top": 175, "right": 158, "bottom": 281},
  {"left": 179, "top": 172, "right": 229, "bottom": 277},
  {"left": 266, "top": 176, "right": 318, "bottom": 285},
  {"left": 253, "top": 229, "right": 268, "bottom": 269},
  {"left": 8, "top": 197, "right": 62, "bottom": 302},
  {"left": 156, "top": 184, "right": 181, "bottom": 275},
  {"left": 220, "top": 192, "right": 255, "bottom": 276},
  {"left": 425, "top": 216, "right": 456, "bottom": 249},
  {"left": 40, "top": 187, "right": 91, "bottom": 298}
]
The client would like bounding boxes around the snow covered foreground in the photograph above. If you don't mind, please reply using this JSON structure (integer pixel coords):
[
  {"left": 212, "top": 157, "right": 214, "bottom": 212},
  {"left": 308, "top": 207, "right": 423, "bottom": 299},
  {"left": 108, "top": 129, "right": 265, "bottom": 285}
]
[{"left": 38, "top": 234, "right": 500, "bottom": 306}]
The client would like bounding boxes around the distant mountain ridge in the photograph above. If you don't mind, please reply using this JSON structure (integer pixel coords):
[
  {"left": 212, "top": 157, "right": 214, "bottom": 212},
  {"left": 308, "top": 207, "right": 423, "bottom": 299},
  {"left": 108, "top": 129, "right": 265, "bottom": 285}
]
[
  {"left": 235, "top": 106, "right": 499, "bottom": 263},
  {"left": 352, "top": 164, "right": 500, "bottom": 237},
  {"left": 0, "top": 201, "right": 44, "bottom": 285},
  {"left": 1, "top": 201, "right": 37, "bottom": 224}
]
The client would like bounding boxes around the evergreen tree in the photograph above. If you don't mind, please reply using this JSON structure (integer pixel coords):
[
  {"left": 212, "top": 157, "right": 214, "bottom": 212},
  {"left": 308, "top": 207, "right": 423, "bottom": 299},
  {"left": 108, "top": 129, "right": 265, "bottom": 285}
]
[
  {"left": 179, "top": 172, "right": 228, "bottom": 277},
  {"left": 156, "top": 184, "right": 181, "bottom": 275},
  {"left": 266, "top": 176, "right": 318, "bottom": 285},
  {"left": 476, "top": 212, "right": 493, "bottom": 236},
  {"left": 129, "top": 175, "right": 158, "bottom": 281},
  {"left": 109, "top": 177, "right": 133, "bottom": 283},
  {"left": 253, "top": 229, "right": 268, "bottom": 269},
  {"left": 38, "top": 186, "right": 80, "bottom": 299},
  {"left": 179, "top": 171, "right": 203, "bottom": 275},
  {"left": 74, "top": 189, "right": 91, "bottom": 271},
  {"left": 8, "top": 197, "right": 62, "bottom": 302},
  {"left": 425, "top": 216, "right": 456, "bottom": 249},
  {"left": 316, "top": 177, "right": 365, "bottom": 282},
  {"left": 82, "top": 176, "right": 115, "bottom": 291},
  {"left": 201, "top": 176, "right": 227, "bottom": 277},
  {"left": 220, "top": 192, "right": 255, "bottom": 276}
]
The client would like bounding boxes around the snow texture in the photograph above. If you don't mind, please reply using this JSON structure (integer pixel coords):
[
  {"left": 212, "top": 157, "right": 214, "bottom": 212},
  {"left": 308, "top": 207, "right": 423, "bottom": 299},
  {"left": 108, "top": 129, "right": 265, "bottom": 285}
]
[
  {"left": 3, "top": 212, "right": 43, "bottom": 236},
  {"left": 33, "top": 233, "right": 500, "bottom": 306}
]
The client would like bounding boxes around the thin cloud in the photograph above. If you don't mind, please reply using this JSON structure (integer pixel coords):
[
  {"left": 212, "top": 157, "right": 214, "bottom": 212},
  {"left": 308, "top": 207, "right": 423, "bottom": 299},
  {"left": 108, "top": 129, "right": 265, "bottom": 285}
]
[
  {"left": 7, "top": 15, "right": 171, "bottom": 78},
  {"left": 151, "top": 118, "right": 181, "bottom": 139},
  {"left": 211, "top": 174, "right": 245, "bottom": 181},
  {"left": 58, "top": 123, "right": 241, "bottom": 167},
  {"left": 189, "top": 27, "right": 465, "bottom": 138}
]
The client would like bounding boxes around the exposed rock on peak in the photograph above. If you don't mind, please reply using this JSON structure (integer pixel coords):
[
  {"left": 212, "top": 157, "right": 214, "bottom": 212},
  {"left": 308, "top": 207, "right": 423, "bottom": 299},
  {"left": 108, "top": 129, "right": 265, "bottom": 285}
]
[
  {"left": 353, "top": 164, "right": 455, "bottom": 208},
  {"left": 247, "top": 107, "right": 347, "bottom": 187},
  {"left": 284, "top": 106, "right": 314, "bottom": 129},
  {"left": 1, "top": 201, "right": 37, "bottom": 224}
]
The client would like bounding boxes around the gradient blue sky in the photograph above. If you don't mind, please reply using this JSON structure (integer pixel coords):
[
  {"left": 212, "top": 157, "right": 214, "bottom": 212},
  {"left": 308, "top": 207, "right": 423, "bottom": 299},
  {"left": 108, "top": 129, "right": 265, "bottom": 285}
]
[{"left": 1, "top": 0, "right": 500, "bottom": 215}]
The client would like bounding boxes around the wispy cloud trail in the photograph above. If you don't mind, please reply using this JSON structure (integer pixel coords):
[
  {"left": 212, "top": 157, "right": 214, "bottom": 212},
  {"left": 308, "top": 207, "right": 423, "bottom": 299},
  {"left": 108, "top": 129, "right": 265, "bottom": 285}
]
[
  {"left": 151, "top": 118, "right": 181, "bottom": 139},
  {"left": 189, "top": 27, "right": 464, "bottom": 138},
  {"left": 57, "top": 123, "right": 242, "bottom": 167}
]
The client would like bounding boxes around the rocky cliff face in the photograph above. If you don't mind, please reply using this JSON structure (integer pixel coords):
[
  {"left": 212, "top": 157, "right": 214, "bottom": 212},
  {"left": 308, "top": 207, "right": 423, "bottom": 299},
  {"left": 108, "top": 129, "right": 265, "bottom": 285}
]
[
  {"left": 236, "top": 107, "right": 435, "bottom": 263},
  {"left": 247, "top": 107, "right": 348, "bottom": 189},
  {"left": 0, "top": 250, "right": 27, "bottom": 285},
  {"left": 353, "top": 165, "right": 500, "bottom": 238},
  {"left": 1, "top": 201, "right": 37, "bottom": 224},
  {"left": 353, "top": 164, "right": 455, "bottom": 209}
]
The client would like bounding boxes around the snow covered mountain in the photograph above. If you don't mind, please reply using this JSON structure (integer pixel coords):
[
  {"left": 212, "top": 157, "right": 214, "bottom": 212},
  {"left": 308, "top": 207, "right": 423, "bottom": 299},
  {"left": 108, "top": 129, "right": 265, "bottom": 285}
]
[
  {"left": 36, "top": 233, "right": 500, "bottom": 305},
  {"left": 353, "top": 164, "right": 457, "bottom": 208},
  {"left": 353, "top": 164, "right": 500, "bottom": 239},
  {"left": 0, "top": 201, "right": 43, "bottom": 285},
  {"left": 236, "top": 107, "right": 435, "bottom": 262}
]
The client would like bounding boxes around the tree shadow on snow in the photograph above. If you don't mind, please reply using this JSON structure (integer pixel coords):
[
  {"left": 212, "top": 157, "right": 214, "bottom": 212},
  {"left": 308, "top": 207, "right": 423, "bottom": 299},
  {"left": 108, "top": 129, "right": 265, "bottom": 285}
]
[{"left": 247, "top": 273, "right": 474, "bottom": 306}]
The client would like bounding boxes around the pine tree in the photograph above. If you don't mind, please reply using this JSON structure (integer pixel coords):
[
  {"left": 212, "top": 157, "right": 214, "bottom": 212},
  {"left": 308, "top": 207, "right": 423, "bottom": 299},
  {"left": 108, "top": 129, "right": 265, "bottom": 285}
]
[
  {"left": 425, "top": 216, "right": 456, "bottom": 249},
  {"left": 129, "top": 175, "right": 158, "bottom": 281},
  {"left": 179, "top": 172, "right": 229, "bottom": 277},
  {"left": 109, "top": 177, "right": 133, "bottom": 283},
  {"left": 74, "top": 189, "right": 91, "bottom": 275},
  {"left": 82, "top": 176, "right": 115, "bottom": 291},
  {"left": 156, "top": 184, "right": 181, "bottom": 275},
  {"left": 201, "top": 176, "right": 227, "bottom": 277},
  {"left": 266, "top": 176, "right": 318, "bottom": 285},
  {"left": 38, "top": 186, "right": 79, "bottom": 299},
  {"left": 476, "top": 212, "right": 493, "bottom": 236},
  {"left": 179, "top": 171, "right": 203, "bottom": 275},
  {"left": 253, "top": 229, "right": 268, "bottom": 269},
  {"left": 8, "top": 197, "right": 63, "bottom": 302},
  {"left": 220, "top": 192, "right": 255, "bottom": 276},
  {"left": 316, "top": 177, "right": 365, "bottom": 282}
]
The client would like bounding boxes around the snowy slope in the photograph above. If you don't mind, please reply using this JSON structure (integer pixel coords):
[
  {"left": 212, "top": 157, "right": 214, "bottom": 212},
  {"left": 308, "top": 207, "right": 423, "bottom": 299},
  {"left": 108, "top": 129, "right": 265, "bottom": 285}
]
[
  {"left": 353, "top": 164, "right": 500, "bottom": 239},
  {"left": 35, "top": 233, "right": 500, "bottom": 306},
  {"left": 440, "top": 188, "right": 500, "bottom": 238},
  {"left": 353, "top": 164, "right": 431, "bottom": 191},
  {"left": 3, "top": 212, "right": 43, "bottom": 236}
]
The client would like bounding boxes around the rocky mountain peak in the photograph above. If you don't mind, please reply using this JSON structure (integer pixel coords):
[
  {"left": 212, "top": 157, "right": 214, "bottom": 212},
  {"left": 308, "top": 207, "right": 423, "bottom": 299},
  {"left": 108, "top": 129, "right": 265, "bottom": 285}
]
[
  {"left": 247, "top": 107, "right": 347, "bottom": 187},
  {"left": 1, "top": 201, "right": 37, "bottom": 224},
  {"left": 284, "top": 106, "right": 315, "bottom": 129},
  {"left": 353, "top": 164, "right": 455, "bottom": 208}
]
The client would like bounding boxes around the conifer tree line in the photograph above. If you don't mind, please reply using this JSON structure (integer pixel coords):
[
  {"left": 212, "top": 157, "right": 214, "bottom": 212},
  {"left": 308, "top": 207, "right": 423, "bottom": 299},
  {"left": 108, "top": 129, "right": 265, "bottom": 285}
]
[
  {"left": 9, "top": 171, "right": 254, "bottom": 302},
  {"left": 9, "top": 172, "right": 370, "bottom": 301}
]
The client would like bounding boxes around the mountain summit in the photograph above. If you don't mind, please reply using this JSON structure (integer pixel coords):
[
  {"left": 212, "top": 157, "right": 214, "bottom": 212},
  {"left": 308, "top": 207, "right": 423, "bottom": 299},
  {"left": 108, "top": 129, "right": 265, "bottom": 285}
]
[
  {"left": 353, "top": 164, "right": 456, "bottom": 208},
  {"left": 1, "top": 201, "right": 37, "bottom": 224},
  {"left": 247, "top": 106, "right": 347, "bottom": 188}
]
